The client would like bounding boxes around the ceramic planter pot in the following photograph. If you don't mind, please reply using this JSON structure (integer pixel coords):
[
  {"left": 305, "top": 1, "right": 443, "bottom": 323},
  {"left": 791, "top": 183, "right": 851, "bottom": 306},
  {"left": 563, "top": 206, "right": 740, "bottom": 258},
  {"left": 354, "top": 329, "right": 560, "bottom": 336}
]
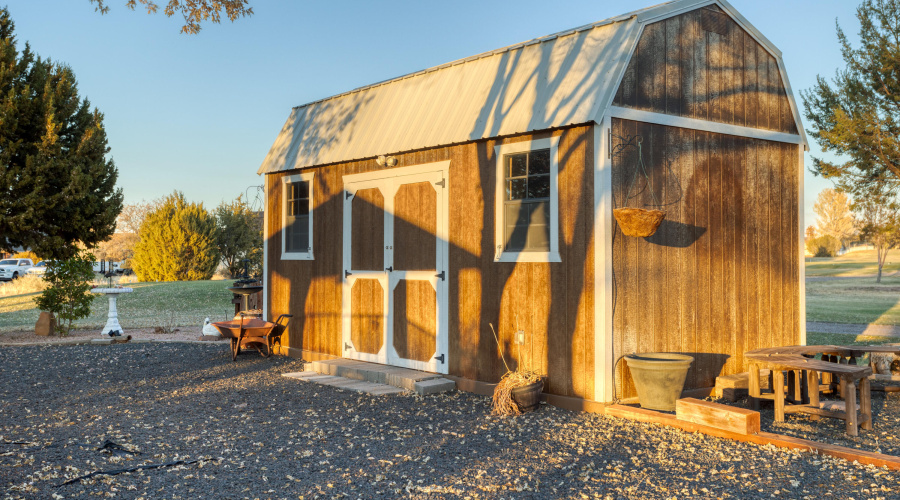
[{"left": 624, "top": 352, "right": 693, "bottom": 411}]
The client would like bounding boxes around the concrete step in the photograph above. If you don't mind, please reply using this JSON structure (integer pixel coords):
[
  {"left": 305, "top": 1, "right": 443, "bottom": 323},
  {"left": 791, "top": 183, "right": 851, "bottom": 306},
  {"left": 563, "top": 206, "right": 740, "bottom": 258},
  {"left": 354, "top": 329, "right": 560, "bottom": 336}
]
[
  {"left": 282, "top": 371, "right": 406, "bottom": 395},
  {"left": 308, "top": 359, "right": 456, "bottom": 396}
]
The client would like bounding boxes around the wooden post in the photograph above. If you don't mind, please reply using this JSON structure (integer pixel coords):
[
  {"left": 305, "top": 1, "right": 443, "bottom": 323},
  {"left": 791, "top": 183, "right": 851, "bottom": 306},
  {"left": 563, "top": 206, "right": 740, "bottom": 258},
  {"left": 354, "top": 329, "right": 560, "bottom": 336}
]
[
  {"left": 792, "top": 370, "right": 804, "bottom": 403},
  {"left": 807, "top": 369, "right": 820, "bottom": 421},
  {"left": 843, "top": 377, "right": 858, "bottom": 437},
  {"left": 774, "top": 369, "right": 785, "bottom": 422},
  {"left": 749, "top": 363, "right": 760, "bottom": 411},
  {"left": 860, "top": 377, "right": 872, "bottom": 431}
]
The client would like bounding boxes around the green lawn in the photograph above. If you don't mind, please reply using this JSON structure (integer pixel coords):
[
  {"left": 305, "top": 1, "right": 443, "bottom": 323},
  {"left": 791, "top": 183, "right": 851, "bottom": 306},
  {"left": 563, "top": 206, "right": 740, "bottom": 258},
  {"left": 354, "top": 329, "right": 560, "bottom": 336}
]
[
  {"left": 806, "top": 276, "right": 900, "bottom": 325},
  {"left": 807, "top": 331, "right": 900, "bottom": 347},
  {"left": 805, "top": 249, "right": 900, "bottom": 277},
  {"left": 0, "top": 280, "right": 236, "bottom": 333}
]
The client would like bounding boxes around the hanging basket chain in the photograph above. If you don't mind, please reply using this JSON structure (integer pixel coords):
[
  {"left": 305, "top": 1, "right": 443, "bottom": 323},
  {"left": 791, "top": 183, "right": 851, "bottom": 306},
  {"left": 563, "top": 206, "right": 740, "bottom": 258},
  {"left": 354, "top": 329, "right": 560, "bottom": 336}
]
[{"left": 624, "top": 137, "right": 661, "bottom": 207}]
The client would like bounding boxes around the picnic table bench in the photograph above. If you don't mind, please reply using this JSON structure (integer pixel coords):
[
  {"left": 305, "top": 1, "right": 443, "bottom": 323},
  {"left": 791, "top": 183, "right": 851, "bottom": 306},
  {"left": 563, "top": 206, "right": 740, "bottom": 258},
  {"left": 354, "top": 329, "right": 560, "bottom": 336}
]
[{"left": 744, "top": 345, "right": 900, "bottom": 436}]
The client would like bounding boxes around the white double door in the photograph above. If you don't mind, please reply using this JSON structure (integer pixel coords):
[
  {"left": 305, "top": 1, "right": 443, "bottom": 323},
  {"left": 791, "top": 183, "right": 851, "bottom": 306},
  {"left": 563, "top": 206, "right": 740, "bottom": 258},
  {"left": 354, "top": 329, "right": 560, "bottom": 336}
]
[{"left": 341, "top": 166, "right": 448, "bottom": 374}]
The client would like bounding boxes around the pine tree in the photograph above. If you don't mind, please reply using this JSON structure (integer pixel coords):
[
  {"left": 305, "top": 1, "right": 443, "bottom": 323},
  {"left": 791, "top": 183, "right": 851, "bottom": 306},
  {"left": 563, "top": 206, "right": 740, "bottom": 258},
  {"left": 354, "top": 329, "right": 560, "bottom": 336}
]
[
  {"left": 131, "top": 192, "right": 220, "bottom": 281},
  {"left": 0, "top": 8, "right": 123, "bottom": 260}
]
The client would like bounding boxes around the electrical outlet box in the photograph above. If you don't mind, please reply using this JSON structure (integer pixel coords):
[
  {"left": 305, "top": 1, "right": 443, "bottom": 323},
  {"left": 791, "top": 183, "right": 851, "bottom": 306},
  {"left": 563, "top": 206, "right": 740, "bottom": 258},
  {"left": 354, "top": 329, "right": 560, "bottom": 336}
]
[{"left": 514, "top": 330, "right": 525, "bottom": 345}]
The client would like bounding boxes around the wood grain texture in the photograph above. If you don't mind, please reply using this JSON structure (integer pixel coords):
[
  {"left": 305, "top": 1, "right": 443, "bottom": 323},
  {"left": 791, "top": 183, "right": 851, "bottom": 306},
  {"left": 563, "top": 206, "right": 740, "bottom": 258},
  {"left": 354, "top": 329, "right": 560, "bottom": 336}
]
[
  {"left": 611, "top": 118, "right": 799, "bottom": 398},
  {"left": 675, "top": 398, "right": 761, "bottom": 435},
  {"left": 351, "top": 188, "right": 385, "bottom": 271},
  {"left": 393, "top": 280, "right": 437, "bottom": 362},
  {"left": 393, "top": 181, "right": 437, "bottom": 271},
  {"left": 614, "top": 6, "right": 799, "bottom": 135},
  {"left": 265, "top": 124, "right": 595, "bottom": 400},
  {"left": 351, "top": 279, "right": 384, "bottom": 355}
]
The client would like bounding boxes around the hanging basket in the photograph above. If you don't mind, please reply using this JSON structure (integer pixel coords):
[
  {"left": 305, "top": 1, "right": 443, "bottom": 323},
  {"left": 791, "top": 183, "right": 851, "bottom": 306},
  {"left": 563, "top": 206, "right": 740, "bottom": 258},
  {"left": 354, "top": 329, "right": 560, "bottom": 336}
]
[{"left": 613, "top": 207, "right": 666, "bottom": 238}]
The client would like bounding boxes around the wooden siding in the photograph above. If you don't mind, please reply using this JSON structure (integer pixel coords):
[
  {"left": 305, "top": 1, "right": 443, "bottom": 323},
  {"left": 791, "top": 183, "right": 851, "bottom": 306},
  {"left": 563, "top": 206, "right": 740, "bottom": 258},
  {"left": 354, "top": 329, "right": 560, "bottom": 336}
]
[
  {"left": 265, "top": 125, "right": 595, "bottom": 399},
  {"left": 613, "top": 5, "right": 799, "bottom": 135},
  {"left": 611, "top": 118, "right": 799, "bottom": 398}
]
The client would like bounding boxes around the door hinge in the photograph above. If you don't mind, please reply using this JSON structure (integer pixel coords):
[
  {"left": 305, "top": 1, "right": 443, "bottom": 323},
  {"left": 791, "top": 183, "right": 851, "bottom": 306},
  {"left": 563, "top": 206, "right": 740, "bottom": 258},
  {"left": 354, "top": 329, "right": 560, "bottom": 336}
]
[
  {"left": 435, "top": 270, "right": 445, "bottom": 281},
  {"left": 344, "top": 270, "right": 352, "bottom": 279},
  {"left": 435, "top": 178, "right": 445, "bottom": 188},
  {"left": 434, "top": 353, "right": 445, "bottom": 364},
  {"left": 345, "top": 191, "right": 353, "bottom": 200},
  {"left": 344, "top": 342, "right": 352, "bottom": 351}
]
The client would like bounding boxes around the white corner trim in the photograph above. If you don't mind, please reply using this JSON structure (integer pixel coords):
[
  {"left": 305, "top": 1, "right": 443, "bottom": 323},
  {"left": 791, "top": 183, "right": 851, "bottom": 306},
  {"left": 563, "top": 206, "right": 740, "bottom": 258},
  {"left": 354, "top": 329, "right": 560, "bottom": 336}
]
[
  {"left": 493, "top": 136, "right": 561, "bottom": 263},
  {"left": 281, "top": 172, "right": 315, "bottom": 261},
  {"left": 608, "top": 106, "right": 804, "bottom": 144},
  {"left": 798, "top": 146, "right": 806, "bottom": 346},
  {"left": 263, "top": 174, "right": 269, "bottom": 319},
  {"left": 593, "top": 121, "right": 615, "bottom": 403}
]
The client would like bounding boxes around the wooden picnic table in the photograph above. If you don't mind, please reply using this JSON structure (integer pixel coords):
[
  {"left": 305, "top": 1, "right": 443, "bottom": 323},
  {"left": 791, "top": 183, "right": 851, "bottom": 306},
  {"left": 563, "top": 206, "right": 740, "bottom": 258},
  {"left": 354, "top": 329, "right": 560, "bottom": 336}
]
[{"left": 745, "top": 345, "right": 900, "bottom": 436}]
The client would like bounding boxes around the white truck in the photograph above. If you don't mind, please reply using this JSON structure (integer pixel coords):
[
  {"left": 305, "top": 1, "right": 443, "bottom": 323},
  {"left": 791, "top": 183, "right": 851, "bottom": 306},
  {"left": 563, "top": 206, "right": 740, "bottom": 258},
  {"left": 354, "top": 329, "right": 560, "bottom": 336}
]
[{"left": 0, "top": 258, "right": 34, "bottom": 281}]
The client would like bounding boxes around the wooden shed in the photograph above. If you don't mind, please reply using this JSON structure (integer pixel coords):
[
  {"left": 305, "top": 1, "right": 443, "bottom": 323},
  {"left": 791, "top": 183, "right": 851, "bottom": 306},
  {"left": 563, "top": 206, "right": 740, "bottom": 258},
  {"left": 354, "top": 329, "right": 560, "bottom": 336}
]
[{"left": 258, "top": 0, "right": 807, "bottom": 405}]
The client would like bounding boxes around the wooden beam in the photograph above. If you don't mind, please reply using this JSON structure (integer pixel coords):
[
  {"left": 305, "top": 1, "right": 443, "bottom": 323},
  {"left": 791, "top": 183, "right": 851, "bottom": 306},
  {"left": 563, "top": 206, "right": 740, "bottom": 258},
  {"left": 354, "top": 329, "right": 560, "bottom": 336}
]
[
  {"left": 607, "top": 106, "right": 803, "bottom": 145},
  {"left": 675, "top": 398, "right": 760, "bottom": 435}
]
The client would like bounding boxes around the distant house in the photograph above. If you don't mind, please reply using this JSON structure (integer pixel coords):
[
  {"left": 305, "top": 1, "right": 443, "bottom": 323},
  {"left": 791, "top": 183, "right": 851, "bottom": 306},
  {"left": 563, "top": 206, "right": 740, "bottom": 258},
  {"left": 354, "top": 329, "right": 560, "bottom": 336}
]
[{"left": 257, "top": 0, "right": 807, "bottom": 405}]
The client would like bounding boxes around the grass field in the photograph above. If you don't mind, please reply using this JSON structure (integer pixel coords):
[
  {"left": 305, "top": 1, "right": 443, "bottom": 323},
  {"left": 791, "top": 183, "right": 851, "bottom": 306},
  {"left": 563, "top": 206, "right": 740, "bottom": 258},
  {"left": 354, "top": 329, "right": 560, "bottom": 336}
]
[
  {"left": 805, "top": 250, "right": 900, "bottom": 325},
  {"left": 806, "top": 331, "right": 899, "bottom": 346},
  {"left": 805, "top": 249, "right": 900, "bottom": 277},
  {"left": 0, "top": 280, "right": 235, "bottom": 333}
]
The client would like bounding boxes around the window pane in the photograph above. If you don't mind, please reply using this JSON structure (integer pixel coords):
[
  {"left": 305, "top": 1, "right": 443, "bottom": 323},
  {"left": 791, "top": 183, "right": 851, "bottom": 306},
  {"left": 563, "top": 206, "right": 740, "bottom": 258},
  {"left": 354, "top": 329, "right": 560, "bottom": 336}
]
[
  {"left": 527, "top": 175, "right": 550, "bottom": 199},
  {"left": 296, "top": 201, "right": 309, "bottom": 216},
  {"left": 508, "top": 154, "right": 527, "bottom": 178},
  {"left": 530, "top": 149, "right": 550, "bottom": 175},
  {"left": 285, "top": 215, "right": 309, "bottom": 253},
  {"left": 504, "top": 204, "right": 527, "bottom": 251},
  {"left": 526, "top": 202, "right": 550, "bottom": 251},
  {"left": 530, "top": 201, "right": 549, "bottom": 226},
  {"left": 291, "top": 181, "right": 309, "bottom": 200},
  {"left": 507, "top": 179, "right": 527, "bottom": 200}
]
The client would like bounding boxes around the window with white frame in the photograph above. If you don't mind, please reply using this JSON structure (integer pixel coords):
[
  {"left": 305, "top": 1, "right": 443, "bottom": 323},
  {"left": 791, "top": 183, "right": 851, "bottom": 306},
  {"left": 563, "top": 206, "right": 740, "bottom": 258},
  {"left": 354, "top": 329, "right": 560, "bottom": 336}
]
[
  {"left": 494, "top": 137, "right": 560, "bottom": 262},
  {"left": 282, "top": 173, "right": 314, "bottom": 260}
]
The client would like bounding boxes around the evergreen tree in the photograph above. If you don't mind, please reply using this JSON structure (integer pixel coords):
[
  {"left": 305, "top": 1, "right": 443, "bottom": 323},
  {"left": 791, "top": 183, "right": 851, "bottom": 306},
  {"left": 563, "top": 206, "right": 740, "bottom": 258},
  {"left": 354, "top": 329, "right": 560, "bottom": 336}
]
[
  {"left": 131, "top": 192, "right": 219, "bottom": 281},
  {"left": 214, "top": 194, "right": 262, "bottom": 278},
  {"left": 0, "top": 8, "right": 123, "bottom": 260}
]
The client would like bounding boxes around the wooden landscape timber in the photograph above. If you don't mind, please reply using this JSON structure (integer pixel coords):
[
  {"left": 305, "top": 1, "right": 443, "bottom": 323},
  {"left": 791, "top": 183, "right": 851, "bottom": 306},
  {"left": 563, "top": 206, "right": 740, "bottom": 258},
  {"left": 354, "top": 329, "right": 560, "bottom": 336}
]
[
  {"left": 258, "top": 0, "right": 807, "bottom": 406},
  {"left": 606, "top": 403, "right": 900, "bottom": 471}
]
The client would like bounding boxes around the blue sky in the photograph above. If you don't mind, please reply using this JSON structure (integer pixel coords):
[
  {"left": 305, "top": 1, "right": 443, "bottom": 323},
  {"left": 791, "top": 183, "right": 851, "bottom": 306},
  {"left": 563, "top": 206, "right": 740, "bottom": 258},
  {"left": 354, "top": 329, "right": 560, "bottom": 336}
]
[{"left": 4, "top": 0, "right": 859, "bottom": 225}]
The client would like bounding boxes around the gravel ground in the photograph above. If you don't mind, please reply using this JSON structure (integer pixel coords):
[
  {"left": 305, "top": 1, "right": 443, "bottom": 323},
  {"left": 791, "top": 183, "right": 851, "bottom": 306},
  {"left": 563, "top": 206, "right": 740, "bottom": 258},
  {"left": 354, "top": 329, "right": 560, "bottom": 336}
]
[
  {"left": 2, "top": 344, "right": 899, "bottom": 499},
  {"left": 711, "top": 386, "right": 900, "bottom": 457}
]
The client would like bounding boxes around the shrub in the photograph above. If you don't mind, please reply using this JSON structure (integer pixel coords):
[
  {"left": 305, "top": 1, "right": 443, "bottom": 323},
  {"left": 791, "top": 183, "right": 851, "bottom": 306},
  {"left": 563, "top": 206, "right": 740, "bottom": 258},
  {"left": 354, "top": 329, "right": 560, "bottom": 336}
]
[
  {"left": 806, "top": 235, "right": 842, "bottom": 257},
  {"left": 0, "top": 274, "right": 48, "bottom": 297},
  {"left": 33, "top": 251, "right": 96, "bottom": 336},
  {"left": 11, "top": 250, "right": 41, "bottom": 263},
  {"left": 131, "top": 191, "right": 220, "bottom": 281}
]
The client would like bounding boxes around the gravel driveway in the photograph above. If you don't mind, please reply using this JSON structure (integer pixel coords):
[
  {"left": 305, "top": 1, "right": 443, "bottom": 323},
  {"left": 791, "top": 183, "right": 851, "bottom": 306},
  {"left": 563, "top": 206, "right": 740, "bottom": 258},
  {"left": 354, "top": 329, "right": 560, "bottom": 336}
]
[{"left": 2, "top": 343, "right": 898, "bottom": 499}]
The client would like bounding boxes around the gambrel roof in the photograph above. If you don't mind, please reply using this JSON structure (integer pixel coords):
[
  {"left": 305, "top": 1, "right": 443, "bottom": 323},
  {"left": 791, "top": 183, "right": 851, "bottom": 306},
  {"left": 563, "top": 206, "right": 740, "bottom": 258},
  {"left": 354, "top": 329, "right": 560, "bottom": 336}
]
[{"left": 258, "top": 0, "right": 806, "bottom": 175}]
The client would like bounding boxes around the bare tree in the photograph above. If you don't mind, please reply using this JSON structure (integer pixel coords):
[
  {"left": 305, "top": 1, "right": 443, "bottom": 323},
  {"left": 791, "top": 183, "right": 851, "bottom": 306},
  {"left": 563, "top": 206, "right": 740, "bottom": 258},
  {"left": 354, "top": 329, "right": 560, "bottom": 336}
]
[
  {"left": 117, "top": 201, "right": 159, "bottom": 235},
  {"left": 853, "top": 187, "right": 900, "bottom": 283},
  {"left": 814, "top": 188, "right": 856, "bottom": 248}
]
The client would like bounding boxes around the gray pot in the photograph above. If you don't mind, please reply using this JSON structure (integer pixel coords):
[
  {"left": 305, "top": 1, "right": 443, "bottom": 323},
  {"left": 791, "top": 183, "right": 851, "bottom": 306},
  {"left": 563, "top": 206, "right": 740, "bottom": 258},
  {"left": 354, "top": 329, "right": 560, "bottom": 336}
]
[{"left": 624, "top": 353, "right": 694, "bottom": 411}]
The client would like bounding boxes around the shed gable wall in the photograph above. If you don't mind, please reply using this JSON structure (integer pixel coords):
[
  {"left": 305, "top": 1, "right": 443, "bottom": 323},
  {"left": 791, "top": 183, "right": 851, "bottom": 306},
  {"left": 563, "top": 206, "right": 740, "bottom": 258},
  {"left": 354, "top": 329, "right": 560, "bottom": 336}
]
[
  {"left": 611, "top": 117, "right": 799, "bottom": 398},
  {"left": 613, "top": 5, "right": 799, "bottom": 135}
]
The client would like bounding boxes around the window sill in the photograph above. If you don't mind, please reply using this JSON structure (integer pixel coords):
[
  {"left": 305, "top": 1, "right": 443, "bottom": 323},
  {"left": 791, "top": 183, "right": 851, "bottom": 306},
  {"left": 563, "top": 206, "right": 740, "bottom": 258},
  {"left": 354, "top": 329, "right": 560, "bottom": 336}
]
[
  {"left": 281, "top": 252, "right": 314, "bottom": 261},
  {"left": 494, "top": 251, "right": 561, "bottom": 263}
]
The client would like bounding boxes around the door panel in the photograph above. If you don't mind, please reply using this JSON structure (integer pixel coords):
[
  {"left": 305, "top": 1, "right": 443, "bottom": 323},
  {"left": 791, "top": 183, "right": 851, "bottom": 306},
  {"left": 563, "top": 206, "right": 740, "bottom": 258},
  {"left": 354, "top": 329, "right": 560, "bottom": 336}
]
[
  {"left": 350, "top": 278, "right": 385, "bottom": 355},
  {"left": 343, "top": 166, "right": 448, "bottom": 374},
  {"left": 393, "top": 182, "right": 437, "bottom": 271},
  {"left": 392, "top": 279, "right": 437, "bottom": 362},
  {"left": 351, "top": 187, "right": 385, "bottom": 271}
]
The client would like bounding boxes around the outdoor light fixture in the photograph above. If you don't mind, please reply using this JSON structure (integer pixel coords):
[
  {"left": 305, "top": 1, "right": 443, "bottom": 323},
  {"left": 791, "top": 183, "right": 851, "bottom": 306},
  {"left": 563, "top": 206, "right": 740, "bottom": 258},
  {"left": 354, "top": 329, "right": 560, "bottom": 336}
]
[{"left": 376, "top": 155, "right": 398, "bottom": 167}]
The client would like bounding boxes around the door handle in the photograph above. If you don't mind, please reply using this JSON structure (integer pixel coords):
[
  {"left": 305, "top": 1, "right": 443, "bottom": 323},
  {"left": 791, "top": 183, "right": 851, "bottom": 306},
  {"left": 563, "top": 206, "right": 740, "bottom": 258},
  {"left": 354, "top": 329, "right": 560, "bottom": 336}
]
[{"left": 385, "top": 266, "right": 393, "bottom": 272}]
